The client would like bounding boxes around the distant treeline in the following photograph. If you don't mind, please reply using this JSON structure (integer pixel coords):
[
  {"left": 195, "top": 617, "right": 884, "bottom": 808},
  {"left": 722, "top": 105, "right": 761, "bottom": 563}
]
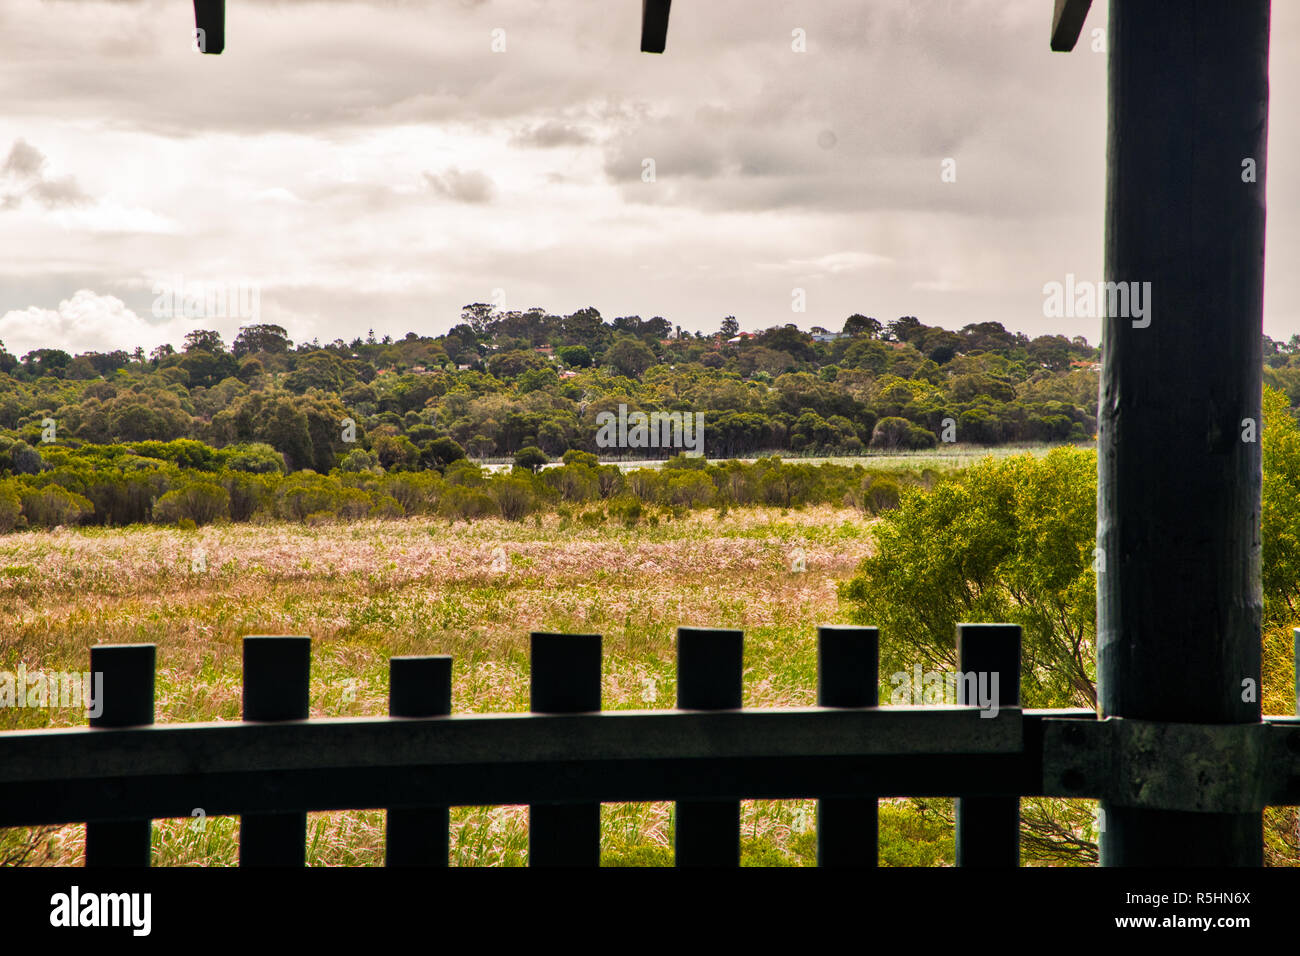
[
  {"left": 2, "top": 308, "right": 1298, "bottom": 474},
  {"left": 0, "top": 442, "right": 937, "bottom": 532}
]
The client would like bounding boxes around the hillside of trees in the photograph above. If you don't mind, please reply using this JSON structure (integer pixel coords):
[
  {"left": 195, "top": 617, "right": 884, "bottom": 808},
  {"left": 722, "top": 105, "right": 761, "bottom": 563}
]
[{"left": 3, "top": 307, "right": 1300, "bottom": 485}]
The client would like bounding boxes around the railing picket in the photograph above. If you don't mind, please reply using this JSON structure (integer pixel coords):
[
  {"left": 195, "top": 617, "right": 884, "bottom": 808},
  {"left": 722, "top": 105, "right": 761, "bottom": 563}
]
[
  {"left": 816, "top": 625, "right": 879, "bottom": 866},
  {"left": 239, "top": 635, "right": 311, "bottom": 866},
  {"left": 85, "top": 644, "right": 155, "bottom": 867},
  {"left": 954, "top": 623, "right": 1022, "bottom": 867},
  {"left": 674, "top": 626, "right": 743, "bottom": 867},
  {"left": 528, "top": 632, "right": 602, "bottom": 866},
  {"left": 386, "top": 655, "right": 452, "bottom": 866}
]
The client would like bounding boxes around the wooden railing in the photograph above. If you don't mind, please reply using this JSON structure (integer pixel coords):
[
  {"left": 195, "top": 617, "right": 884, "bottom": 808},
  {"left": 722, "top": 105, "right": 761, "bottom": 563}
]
[{"left": 2, "top": 625, "right": 1297, "bottom": 866}]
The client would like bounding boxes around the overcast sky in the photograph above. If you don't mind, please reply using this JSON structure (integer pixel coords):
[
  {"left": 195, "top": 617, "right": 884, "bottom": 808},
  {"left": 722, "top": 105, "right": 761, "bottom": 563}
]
[{"left": 0, "top": 0, "right": 1297, "bottom": 358}]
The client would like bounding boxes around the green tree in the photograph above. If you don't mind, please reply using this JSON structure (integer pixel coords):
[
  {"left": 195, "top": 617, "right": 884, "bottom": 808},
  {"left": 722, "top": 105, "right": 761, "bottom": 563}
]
[
  {"left": 422, "top": 437, "right": 467, "bottom": 470},
  {"left": 183, "top": 329, "right": 226, "bottom": 353},
  {"left": 605, "top": 336, "right": 656, "bottom": 379},
  {"left": 841, "top": 447, "right": 1099, "bottom": 708},
  {"left": 556, "top": 345, "right": 592, "bottom": 368},
  {"left": 232, "top": 324, "right": 292, "bottom": 357},
  {"left": 843, "top": 314, "right": 882, "bottom": 338},
  {"left": 513, "top": 446, "right": 549, "bottom": 470}
]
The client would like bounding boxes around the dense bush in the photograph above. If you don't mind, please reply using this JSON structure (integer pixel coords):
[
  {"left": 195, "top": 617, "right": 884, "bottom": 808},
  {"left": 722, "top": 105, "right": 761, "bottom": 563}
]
[
  {"left": 152, "top": 481, "right": 230, "bottom": 525},
  {"left": 19, "top": 485, "right": 93, "bottom": 528},
  {"left": 0, "top": 439, "right": 974, "bottom": 532},
  {"left": 439, "top": 485, "right": 499, "bottom": 521},
  {"left": 0, "top": 481, "right": 21, "bottom": 532}
]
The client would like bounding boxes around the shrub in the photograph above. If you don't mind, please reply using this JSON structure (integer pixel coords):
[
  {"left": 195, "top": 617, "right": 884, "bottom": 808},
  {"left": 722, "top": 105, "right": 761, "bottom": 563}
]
[
  {"left": 0, "top": 481, "right": 21, "bottom": 532},
  {"left": 561, "top": 449, "right": 599, "bottom": 468},
  {"left": 221, "top": 471, "right": 274, "bottom": 521},
  {"left": 662, "top": 471, "right": 715, "bottom": 507},
  {"left": 20, "top": 485, "right": 92, "bottom": 527},
  {"left": 442, "top": 460, "right": 485, "bottom": 487},
  {"left": 152, "top": 481, "right": 231, "bottom": 525},
  {"left": 543, "top": 463, "right": 598, "bottom": 502},
  {"left": 859, "top": 476, "right": 902, "bottom": 514},
  {"left": 7, "top": 440, "right": 42, "bottom": 475},
  {"left": 224, "top": 442, "right": 286, "bottom": 474},
  {"left": 131, "top": 439, "right": 216, "bottom": 471},
  {"left": 492, "top": 476, "right": 538, "bottom": 521},
  {"left": 869, "top": 417, "right": 913, "bottom": 450},
  {"left": 378, "top": 472, "right": 443, "bottom": 515},
  {"left": 438, "top": 485, "right": 499, "bottom": 521},
  {"left": 595, "top": 464, "right": 625, "bottom": 498},
  {"left": 275, "top": 475, "right": 341, "bottom": 522},
  {"left": 609, "top": 495, "right": 642, "bottom": 528},
  {"left": 368, "top": 493, "right": 404, "bottom": 519},
  {"left": 513, "top": 446, "right": 549, "bottom": 470}
]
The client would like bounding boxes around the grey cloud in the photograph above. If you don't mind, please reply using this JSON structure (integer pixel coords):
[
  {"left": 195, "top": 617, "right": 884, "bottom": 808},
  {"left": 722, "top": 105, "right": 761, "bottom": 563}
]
[
  {"left": 2, "top": 139, "right": 45, "bottom": 179},
  {"left": 423, "top": 167, "right": 495, "bottom": 203},
  {"left": 509, "top": 121, "right": 593, "bottom": 148},
  {"left": 0, "top": 139, "right": 91, "bottom": 209},
  {"left": 31, "top": 176, "right": 91, "bottom": 207}
]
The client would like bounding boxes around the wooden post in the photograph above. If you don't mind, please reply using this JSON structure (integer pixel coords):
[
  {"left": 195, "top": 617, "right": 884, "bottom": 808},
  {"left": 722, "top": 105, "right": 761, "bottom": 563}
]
[
  {"left": 85, "top": 644, "right": 155, "bottom": 867},
  {"left": 239, "top": 636, "right": 311, "bottom": 866},
  {"left": 954, "top": 624, "right": 1021, "bottom": 867},
  {"left": 528, "top": 633, "right": 603, "bottom": 866},
  {"left": 641, "top": 0, "right": 672, "bottom": 54},
  {"left": 1049, "top": 0, "right": 1093, "bottom": 51},
  {"left": 674, "top": 627, "right": 743, "bottom": 866},
  {"left": 815, "top": 626, "right": 878, "bottom": 866},
  {"left": 193, "top": 0, "right": 225, "bottom": 55},
  {"left": 1097, "top": 1, "right": 1269, "bottom": 866},
  {"left": 386, "top": 656, "right": 452, "bottom": 866}
]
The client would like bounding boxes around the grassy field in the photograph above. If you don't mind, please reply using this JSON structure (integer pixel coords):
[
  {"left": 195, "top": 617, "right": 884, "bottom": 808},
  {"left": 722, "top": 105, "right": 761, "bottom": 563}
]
[{"left": 1, "top": 505, "right": 963, "bottom": 866}]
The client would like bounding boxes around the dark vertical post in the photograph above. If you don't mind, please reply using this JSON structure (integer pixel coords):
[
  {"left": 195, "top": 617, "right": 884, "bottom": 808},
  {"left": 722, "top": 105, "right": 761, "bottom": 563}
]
[
  {"left": 386, "top": 656, "right": 452, "bottom": 867},
  {"left": 816, "top": 626, "right": 878, "bottom": 866},
  {"left": 528, "top": 633, "right": 602, "bottom": 866},
  {"left": 954, "top": 624, "right": 1021, "bottom": 867},
  {"left": 1098, "top": 1, "right": 1269, "bottom": 866},
  {"left": 640, "top": 0, "right": 672, "bottom": 54},
  {"left": 85, "top": 644, "right": 155, "bottom": 867},
  {"left": 192, "top": 0, "right": 225, "bottom": 54},
  {"left": 240, "top": 636, "right": 311, "bottom": 866},
  {"left": 674, "top": 627, "right": 743, "bottom": 867}
]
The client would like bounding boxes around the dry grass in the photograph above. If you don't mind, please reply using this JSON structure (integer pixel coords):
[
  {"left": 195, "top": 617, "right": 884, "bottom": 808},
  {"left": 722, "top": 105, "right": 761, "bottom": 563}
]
[{"left": 1, "top": 505, "right": 876, "bottom": 866}]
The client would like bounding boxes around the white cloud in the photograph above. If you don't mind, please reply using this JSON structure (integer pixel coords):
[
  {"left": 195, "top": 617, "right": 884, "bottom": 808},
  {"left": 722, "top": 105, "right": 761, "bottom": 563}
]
[{"left": 0, "top": 290, "right": 193, "bottom": 357}]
